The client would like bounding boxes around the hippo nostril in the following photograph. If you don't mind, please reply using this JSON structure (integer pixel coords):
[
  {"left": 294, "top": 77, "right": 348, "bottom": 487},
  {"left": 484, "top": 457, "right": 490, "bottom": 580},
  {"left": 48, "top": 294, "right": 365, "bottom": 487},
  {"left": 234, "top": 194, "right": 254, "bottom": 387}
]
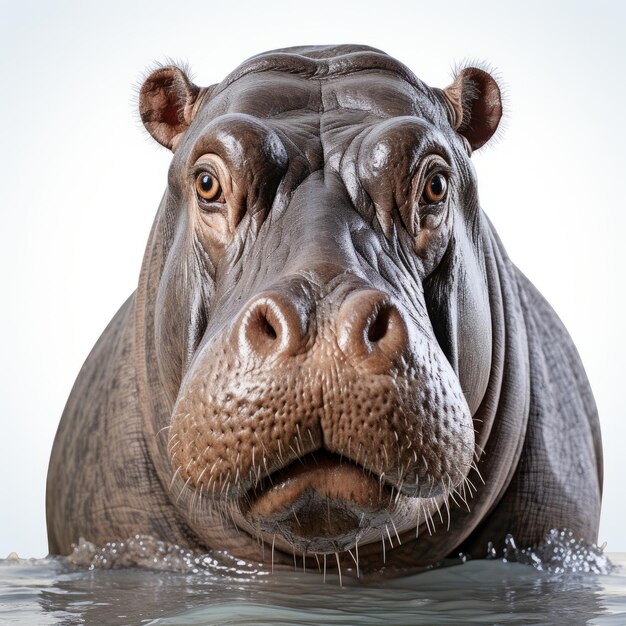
[
  {"left": 367, "top": 305, "right": 391, "bottom": 343},
  {"left": 247, "top": 306, "right": 280, "bottom": 347},
  {"left": 237, "top": 291, "right": 308, "bottom": 361},
  {"left": 261, "top": 316, "right": 278, "bottom": 340},
  {"left": 253, "top": 309, "right": 278, "bottom": 341},
  {"left": 337, "top": 290, "right": 410, "bottom": 372}
]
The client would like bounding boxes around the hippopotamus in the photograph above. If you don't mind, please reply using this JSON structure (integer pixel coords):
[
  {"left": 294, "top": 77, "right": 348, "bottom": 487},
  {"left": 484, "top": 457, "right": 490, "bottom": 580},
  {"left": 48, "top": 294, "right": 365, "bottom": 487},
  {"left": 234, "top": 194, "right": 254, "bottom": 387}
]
[{"left": 46, "top": 44, "right": 603, "bottom": 577}]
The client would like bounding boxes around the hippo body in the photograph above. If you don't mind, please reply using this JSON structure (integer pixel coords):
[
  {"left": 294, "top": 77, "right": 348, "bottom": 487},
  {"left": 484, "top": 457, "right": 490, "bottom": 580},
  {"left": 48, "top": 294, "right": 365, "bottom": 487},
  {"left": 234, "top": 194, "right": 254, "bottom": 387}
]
[{"left": 46, "top": 45, "right": 602, "bottom": 576}]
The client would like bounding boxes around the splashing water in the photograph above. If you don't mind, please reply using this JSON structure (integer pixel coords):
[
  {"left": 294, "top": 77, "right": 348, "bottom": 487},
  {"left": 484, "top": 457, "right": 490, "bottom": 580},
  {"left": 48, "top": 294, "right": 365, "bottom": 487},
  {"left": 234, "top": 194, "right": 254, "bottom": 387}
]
[
  {"left": 67, "top": 528, "right": 613, "bottom": 578},
  {"left": 490, "top": 529, "right": 613, "bottom": 575},
  {"left": 67, "top": 534, "right": 270, "bottom": 578}
]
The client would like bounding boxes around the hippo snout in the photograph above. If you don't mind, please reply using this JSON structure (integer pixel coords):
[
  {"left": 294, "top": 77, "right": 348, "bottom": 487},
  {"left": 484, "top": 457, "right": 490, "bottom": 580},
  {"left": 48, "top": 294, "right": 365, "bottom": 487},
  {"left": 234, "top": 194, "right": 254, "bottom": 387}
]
[{"left": 168, "top": 273, "right": 474, "bottom": 554}]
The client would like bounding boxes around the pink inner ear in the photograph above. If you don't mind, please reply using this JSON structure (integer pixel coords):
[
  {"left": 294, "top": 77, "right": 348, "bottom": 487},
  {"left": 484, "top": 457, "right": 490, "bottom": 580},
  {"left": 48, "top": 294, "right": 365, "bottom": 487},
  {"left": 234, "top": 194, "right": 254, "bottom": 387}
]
[
  {"left": 140, "top": 67, "right": 198, "bottom": 150},
  {"left": 142, "top": 80, "right": 184, "bottom": 131},
  {"left": 160, "top": 89, "right": 183, "bottom": 129}
]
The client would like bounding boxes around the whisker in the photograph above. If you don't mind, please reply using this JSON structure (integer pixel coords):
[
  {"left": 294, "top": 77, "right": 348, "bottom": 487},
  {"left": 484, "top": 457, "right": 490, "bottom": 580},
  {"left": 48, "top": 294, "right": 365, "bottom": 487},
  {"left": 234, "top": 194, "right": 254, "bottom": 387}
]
[
  {"left": 381, "top": 532, "right": 386, "bottom": 563},
  {"left": 169, "top": 465, "right": 182, "bottom": 491},
  {"left": 347, "top": 547, "right": 359, "bottom": 578},
  {"left": 385, "top": 523, "right": 394, "bottom": 548},
  {"left": 176, "top": 476, "right": 191, "bottom": 503},
  {"left": 156, "top": 425, "right": 171, "bottom": 438},
  {"left": 390, "top": 518, "right": 402, "bottom": 545}
]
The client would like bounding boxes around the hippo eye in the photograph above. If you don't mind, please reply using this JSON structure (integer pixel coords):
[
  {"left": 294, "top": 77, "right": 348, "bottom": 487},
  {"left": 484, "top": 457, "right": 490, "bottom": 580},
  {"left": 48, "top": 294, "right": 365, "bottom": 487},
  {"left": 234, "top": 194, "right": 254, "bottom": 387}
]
[
  {"left": 422, "top": 172, "right": 448, "bottom": 204},
  {"left": 195, "top": 172, "right": 224, "bottom": 203}
]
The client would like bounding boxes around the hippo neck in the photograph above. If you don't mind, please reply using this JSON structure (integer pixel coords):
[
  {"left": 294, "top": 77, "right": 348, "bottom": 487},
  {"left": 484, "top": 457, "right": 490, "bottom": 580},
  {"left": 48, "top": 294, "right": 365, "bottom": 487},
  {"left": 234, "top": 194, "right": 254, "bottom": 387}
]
[{"left": 134, "top": 194, "right": 193, "bottom": 488}]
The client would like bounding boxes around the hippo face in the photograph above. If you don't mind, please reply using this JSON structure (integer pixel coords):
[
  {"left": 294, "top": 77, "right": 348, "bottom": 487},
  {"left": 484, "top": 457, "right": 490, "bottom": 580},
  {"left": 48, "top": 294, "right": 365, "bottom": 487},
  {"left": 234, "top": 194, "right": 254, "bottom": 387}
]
[{"left": 138, "top": 46, "right": 503, "bottom": 561}]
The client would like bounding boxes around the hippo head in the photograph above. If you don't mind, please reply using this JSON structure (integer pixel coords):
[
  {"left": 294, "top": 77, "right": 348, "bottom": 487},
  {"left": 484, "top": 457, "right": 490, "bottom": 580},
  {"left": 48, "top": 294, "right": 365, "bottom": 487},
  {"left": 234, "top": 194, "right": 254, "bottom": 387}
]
[{"left": 136, "top": 45, "right": 503, "bottom": 571}]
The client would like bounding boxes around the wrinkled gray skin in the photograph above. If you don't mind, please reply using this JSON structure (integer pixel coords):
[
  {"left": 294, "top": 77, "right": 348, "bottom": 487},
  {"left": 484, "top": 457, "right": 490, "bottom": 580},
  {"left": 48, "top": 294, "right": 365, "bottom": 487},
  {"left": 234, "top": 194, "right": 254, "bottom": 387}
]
[{"left": 46, "top": 45, "right": 602, "bottom": 577}]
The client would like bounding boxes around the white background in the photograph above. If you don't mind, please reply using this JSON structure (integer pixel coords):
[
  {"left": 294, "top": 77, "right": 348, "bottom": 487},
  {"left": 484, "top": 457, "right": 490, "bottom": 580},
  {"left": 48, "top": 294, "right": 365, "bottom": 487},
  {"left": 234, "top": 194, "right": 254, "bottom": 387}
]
[{"left": 1, "top": 0, "right": 624, "bottom": 558}]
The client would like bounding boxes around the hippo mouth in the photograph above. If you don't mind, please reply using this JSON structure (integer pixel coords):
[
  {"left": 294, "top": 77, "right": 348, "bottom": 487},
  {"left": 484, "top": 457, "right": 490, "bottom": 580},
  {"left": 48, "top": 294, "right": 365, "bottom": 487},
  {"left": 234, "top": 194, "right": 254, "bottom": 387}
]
[{"left": 242, "top": 449, "right": 399, "bottom": 554}]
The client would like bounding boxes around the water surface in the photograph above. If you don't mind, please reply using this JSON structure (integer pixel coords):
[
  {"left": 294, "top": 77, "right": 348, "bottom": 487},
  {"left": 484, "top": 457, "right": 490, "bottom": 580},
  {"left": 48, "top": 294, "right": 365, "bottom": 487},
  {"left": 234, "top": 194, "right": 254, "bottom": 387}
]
[{"left": 1, "top": 534, "right": 624, "bottom": 625}]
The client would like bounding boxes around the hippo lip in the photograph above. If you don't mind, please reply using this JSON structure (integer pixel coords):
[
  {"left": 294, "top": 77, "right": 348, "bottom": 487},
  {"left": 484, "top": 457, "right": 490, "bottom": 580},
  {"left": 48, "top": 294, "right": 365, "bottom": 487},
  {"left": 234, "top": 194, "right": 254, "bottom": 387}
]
[
  {"left": 242, "top": 449, "right": 396, "bottom": 552},
  {"left": 247, "top": 449, "right": 390, "bottom": 504}
]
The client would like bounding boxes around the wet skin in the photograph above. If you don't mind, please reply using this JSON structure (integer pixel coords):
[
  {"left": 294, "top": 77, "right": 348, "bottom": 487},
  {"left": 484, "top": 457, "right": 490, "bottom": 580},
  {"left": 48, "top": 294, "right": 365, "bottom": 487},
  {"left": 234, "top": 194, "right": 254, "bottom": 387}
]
[{"left": 46, "top": 45, "right": 602, "bottom": 577}]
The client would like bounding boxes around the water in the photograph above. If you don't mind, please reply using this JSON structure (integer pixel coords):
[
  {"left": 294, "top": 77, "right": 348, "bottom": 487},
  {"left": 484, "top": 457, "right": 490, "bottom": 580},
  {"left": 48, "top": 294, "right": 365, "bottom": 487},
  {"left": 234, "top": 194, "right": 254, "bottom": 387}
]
[{"left": 1, "top": 532, "right": 624, "bottom": 626}]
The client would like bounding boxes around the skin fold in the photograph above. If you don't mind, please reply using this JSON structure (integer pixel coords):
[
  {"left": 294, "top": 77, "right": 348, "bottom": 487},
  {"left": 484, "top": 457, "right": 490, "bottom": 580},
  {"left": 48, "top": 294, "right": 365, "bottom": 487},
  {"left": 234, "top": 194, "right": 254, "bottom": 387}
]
[{"left": 46, "top": 45, "right": 602, "bottom": 578}]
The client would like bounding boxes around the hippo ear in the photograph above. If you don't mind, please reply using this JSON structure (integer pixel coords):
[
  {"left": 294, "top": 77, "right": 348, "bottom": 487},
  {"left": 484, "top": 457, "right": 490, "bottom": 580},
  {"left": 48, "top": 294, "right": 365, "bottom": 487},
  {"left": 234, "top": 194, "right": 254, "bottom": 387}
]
[
  {"left": 441, "top": 67, "right": 503, "bottom": 151},
  {"left": 139, "top": 65, "right": 206, "bottom": 151}
]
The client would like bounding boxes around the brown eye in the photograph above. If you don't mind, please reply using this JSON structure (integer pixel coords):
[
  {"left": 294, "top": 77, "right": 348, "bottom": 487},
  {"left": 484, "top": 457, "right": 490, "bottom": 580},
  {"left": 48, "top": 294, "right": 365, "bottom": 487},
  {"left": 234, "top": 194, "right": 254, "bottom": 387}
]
[
  {"left": 422, "top": 173, "right": 448, "bottom": 204},
  {"left": 196, "top": 173, "right": 223, "bottom": 202}
]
